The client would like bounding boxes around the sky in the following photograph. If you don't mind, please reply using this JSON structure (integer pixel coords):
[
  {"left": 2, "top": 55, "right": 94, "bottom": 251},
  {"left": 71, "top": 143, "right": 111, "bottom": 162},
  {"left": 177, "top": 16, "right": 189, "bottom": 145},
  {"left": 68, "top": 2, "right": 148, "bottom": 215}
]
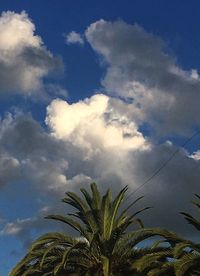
[{"left": 1, "top": 0, "right": 200, "bottom": 274}]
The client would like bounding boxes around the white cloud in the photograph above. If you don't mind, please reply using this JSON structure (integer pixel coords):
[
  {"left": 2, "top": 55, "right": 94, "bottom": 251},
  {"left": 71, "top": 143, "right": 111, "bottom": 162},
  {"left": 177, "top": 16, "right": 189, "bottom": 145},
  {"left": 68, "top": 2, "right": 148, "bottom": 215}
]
[
  {"left": 189, "top": 150, "right": 200, "bottom": 160},
  {"left": 0, "top": 218, "right": 34, "bottom": 236},
  {"left": 0, "top": 11, "right": 62, "bottom": 97},
  {"left": 190, "top": 69, "right": 199, "bottom": 80},
  {"left": 65, "top": 31, "right": 84, "bottom": 45},
  {"left": 85, "top": 19, "right": 200, "bottom": 136},
  {"left": 46, "top": 94, "right": 149, "bottom": 157},
  {"left": 0, "top": 11, "right": 40, "bottom": 52}
]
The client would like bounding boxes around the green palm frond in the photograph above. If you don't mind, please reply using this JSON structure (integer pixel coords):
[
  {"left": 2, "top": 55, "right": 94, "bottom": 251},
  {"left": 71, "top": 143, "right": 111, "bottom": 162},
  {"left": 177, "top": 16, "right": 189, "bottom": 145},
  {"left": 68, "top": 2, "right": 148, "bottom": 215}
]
[
  {"left": 175, "top": 253, "right": 200, "bottom": 276},
  {"left": 132, "top": 249, "right": 173, "bottom": 274},
  {"left": 180, "top": 211, "right": 200, "bottom": 231},
  {"left": 180, "top": 193, "right": 200, "bottom": 231},
  {"left": 147, "top": 262, "right": 175, "bottom": 276},
  {"left": 45, "top": 215, "right": 90, "bottom": 239}
]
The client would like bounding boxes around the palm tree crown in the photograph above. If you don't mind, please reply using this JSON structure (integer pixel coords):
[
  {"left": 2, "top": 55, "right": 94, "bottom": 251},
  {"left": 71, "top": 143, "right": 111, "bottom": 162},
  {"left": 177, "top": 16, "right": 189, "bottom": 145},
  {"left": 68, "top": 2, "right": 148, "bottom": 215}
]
[{"left": 10, "top": 183, "right": 157, "bottom": 275}]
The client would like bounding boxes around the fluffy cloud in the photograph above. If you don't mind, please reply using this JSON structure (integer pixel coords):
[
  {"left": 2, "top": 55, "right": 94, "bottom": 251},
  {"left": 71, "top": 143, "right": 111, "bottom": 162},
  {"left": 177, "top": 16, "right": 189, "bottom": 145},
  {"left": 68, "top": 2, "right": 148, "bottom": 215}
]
[
  {"left": 46, "top": 94, "right": 149, "bottom": 157},
  {"left": 65, "top": 31, "right": 84, "bottom": 45},
  {"left": 0, "top": 11, "right": 62, "bottom": 97},
  {"left": 189, "top": 150, "right": 200, "bottom": 160},
  {"left": 86, "top": 19, "right": 200, "bottom": 135}
]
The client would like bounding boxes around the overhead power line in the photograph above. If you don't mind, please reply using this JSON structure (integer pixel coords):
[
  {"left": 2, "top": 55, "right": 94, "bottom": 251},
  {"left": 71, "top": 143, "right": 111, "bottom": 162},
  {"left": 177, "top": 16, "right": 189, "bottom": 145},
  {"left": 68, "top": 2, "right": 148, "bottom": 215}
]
[{"left": 126, "top": 130, "right": 200, "bottom": 201}]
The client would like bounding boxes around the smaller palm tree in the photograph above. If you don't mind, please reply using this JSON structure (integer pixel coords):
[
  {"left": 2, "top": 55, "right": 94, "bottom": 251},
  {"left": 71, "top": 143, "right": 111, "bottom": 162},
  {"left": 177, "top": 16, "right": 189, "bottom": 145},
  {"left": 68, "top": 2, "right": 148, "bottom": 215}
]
[
  {"left": 171, "top": 194, "right": 200, "bottom": 276},
  {"left": 140, "top": 193, "right": 200, "bottom": 276}
]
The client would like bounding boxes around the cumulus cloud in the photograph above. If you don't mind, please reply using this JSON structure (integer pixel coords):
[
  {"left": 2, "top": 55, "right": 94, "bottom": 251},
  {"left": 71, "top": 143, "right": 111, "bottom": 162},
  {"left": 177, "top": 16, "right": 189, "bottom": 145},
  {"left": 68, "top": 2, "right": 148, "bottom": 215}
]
[
  {"left": 65, "top": 31, "right": 84, "bottom": 45},
  {"left": 189, "top": 150, "right": 200, "bottom": 160},
  {"left": 85, "top": 19, "right": 200, "bottom": 135},
  {"left": 46, "top": 94, "right": 149, "bottom": 157},
  {"left": 0, "top": 11, "right": 62, "bottom": 97}
]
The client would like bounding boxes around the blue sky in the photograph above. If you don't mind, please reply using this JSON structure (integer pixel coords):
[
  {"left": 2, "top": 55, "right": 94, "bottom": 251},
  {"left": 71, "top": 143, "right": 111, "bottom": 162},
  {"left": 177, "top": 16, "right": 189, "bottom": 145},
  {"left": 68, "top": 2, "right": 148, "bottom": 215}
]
[{"left": 1, "top": 1, "right": 200, "bottom": 275}]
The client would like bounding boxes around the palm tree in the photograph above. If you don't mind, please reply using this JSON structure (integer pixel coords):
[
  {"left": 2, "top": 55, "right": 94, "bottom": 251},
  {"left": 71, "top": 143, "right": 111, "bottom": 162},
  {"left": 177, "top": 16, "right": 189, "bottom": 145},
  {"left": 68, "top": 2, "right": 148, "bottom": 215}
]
[
  {"left": 171, "top": 194, "right": 200, "bottom": 276},
  {"left": 147, "top": 193, "right": 200, "bottom": 276},
  {"left": 136, "top": 193, "right": 200, "bottom": 276},
  {"left": 10, "top": 183, "right": 169, "bottom": 276}
]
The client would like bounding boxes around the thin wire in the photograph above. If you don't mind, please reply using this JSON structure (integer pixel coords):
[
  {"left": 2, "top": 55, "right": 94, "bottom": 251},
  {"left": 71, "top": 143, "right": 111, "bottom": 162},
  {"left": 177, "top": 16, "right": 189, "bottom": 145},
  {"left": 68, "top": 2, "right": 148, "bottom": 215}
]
[{"left": 126, "top": 130, "right": 200, "bottom": 202}]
